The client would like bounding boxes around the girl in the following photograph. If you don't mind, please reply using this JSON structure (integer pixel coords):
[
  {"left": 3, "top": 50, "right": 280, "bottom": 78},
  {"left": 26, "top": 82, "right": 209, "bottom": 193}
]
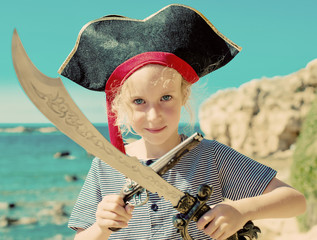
[{"left": 58, "top": 4, "right": 306, "bottom": 240}]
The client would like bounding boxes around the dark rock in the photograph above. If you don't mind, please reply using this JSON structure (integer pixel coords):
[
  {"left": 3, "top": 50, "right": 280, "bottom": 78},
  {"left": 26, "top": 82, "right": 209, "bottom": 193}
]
[
  {"left": 65, "top": 175, "right": 78, "bottom": 182},
  {"left": 54, "top": 151, "right": 71, "bottom": 158}
]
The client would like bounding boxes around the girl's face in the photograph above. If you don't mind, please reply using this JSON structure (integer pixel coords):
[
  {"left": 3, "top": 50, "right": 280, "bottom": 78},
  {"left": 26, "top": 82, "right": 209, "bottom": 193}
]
[{"left": 125, "top": 64, "right": 184, "bottom": 148}]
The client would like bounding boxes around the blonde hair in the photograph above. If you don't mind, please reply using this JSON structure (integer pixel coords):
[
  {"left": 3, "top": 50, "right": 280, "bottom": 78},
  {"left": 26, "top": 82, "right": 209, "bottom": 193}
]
[{"left": 111, "top": 65, "right": 194, "bottom": 137}]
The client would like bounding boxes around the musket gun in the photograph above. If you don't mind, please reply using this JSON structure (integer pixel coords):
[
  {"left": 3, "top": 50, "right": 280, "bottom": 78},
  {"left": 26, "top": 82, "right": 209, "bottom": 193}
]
[{"left": 112, "top": 132, "right": 261, "bottom": 240}]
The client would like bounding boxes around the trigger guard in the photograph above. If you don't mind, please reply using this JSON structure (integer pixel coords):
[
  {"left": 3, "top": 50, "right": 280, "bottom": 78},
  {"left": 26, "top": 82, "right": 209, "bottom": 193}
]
[{"left": 129, "top": 189, "right": 149, "bottom": 207}]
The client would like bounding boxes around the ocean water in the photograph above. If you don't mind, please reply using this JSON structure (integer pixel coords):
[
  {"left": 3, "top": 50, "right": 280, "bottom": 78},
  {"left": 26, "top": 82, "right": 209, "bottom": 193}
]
[{"left": 0, "top": 123, "right": 201, "bottom": 240}]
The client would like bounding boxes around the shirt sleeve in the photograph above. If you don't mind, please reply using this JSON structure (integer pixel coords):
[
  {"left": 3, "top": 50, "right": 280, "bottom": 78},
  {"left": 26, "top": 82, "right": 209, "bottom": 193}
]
[
  {"left": 211, "top": 140, "right": 277, "bottom": 200},
  {"left": 68, "top": 157, "right": 102, "bottom": 231}
]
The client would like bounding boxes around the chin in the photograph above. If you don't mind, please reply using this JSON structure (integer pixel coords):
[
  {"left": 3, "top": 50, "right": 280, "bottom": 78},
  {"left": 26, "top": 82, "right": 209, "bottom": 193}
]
[{"left": 147, "top": 132, "right": 178, "bottom": 146}]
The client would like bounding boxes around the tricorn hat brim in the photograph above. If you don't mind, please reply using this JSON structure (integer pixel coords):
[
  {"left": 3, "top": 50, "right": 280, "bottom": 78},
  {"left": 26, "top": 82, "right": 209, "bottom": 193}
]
[{"left": 58, "top": 4, "right": 241, "bottom": 91}]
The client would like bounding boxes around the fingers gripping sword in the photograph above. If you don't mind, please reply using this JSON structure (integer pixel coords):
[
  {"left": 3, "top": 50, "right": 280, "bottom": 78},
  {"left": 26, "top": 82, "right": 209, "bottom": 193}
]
[{"left": 11, "top": 29, "right": 260, "bottom": 240}]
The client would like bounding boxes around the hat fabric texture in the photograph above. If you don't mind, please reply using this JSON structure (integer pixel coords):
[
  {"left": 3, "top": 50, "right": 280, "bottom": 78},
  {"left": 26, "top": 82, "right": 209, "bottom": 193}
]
[{"left": 58, "top": 4, "right": 242, "bottom": 153}]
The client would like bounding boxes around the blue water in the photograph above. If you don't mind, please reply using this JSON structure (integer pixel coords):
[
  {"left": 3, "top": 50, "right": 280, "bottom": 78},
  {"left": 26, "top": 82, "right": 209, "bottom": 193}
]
[{"left": 0, "top": 123, "right": 201, "bottom": 240}]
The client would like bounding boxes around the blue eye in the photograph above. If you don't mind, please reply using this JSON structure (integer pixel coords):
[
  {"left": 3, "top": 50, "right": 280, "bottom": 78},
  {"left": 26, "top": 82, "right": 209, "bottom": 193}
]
[
  {"left": 161, "top": 95, "right": 172, "bottom": 101},
  {"left": 133, "top": 99, "right": 145, "bottom": 105}
]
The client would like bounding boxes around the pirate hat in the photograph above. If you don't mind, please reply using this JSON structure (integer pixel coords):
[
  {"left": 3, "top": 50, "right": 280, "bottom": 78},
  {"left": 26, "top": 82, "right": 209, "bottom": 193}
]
[{"left": 58, "top": 4, "right": 241, "bottom": 153}]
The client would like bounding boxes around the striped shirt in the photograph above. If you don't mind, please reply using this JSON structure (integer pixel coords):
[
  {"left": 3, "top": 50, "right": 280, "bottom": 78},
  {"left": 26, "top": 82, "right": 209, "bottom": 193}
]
[{"left": 68, "top": 138, "right": 277, "bottom": 239}]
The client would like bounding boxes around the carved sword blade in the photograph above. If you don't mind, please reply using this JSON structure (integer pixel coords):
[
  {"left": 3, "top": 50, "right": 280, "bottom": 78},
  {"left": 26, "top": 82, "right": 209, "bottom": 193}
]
[{"left": 11, "top": 29, "right": 184, "bottom": 207}]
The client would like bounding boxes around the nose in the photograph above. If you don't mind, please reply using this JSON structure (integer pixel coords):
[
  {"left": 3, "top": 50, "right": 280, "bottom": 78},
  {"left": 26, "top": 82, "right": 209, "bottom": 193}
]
[{"left": 147, "top": 104, "right": 161, "bottom": 122}]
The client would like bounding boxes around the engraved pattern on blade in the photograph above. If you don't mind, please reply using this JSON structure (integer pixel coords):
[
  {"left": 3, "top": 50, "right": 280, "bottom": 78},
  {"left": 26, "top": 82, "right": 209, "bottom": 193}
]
[
  {"left": 30, "top": 80, "right": 183, "bottom": 204},
  {"left": 11, "top": 30, "right": 184, "bottom": 206},
  {"left": 31, "top": 83, "right": 110, "bottom": 147}
]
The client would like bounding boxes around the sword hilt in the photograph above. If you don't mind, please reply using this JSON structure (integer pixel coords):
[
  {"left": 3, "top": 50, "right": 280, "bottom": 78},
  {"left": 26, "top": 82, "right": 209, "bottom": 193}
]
[{"left": 173, "top": 184, "right": 261, "bottom": 240}]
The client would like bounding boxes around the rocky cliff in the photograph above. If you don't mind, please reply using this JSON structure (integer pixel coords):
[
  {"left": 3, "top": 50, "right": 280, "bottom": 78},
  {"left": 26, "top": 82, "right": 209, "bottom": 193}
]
[{"left": 199, "top": 59, "right": 317, "bottom": 158}]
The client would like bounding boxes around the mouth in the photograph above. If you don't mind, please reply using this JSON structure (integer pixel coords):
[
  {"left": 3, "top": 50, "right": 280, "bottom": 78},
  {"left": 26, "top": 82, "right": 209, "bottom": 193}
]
[{"left": 145, "top": 126, "right": 166, "bottom": 133}]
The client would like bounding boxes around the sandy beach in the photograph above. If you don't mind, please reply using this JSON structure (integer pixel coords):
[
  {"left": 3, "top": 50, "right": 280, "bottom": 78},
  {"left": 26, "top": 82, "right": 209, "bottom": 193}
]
[{"left": 254, "top": 156, "right": 316, "bottom": 240}]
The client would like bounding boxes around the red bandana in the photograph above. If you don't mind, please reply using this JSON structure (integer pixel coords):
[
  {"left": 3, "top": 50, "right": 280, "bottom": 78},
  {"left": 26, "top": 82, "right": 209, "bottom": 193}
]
[{"left": 105, "top": 52, "right": 199, "bottom": 153}]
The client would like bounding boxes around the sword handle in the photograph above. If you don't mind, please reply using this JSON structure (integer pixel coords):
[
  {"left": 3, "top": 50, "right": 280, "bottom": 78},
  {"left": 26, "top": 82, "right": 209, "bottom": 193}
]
[{"left": 173, "top": 184, "right": 261, "bottom": 240}]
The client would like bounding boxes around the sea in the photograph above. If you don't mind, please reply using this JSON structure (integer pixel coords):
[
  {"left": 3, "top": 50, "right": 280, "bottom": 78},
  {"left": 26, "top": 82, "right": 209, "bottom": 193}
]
[{"left": 0, "top": 123, "right": 201, "bottom": 240}]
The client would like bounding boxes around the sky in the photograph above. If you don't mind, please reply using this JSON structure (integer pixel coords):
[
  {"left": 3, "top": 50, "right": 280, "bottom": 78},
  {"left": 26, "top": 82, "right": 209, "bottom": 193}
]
[{"left": 1, "top": 0, "right": 316, "bottom": 124}]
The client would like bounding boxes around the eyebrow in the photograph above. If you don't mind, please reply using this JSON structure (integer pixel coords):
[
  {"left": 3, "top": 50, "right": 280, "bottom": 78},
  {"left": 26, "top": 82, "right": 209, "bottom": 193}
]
[
  {"left": 129, "top": 95, "right": 144, "bottom": 99},
  {"left": 130, "top": 89, "right": 177, "bottom": 98}
]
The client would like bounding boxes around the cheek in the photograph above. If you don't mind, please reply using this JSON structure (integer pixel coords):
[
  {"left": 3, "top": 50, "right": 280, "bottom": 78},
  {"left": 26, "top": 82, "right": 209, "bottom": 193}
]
[
  {"left": 131, "top": 110, "right": 146, "bottom": 125},
  {"left": 165, "top": 104, "right": 182, "bottom": 119}
]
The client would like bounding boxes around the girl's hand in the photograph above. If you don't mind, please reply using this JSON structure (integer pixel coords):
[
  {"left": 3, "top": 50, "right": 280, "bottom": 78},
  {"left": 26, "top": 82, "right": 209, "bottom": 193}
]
[
  {"left": 197, "top": 200, "right": 246, "bottom": 240},
  {"left": 95, "top": 194, "right": 134, "bottom": 232}
]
